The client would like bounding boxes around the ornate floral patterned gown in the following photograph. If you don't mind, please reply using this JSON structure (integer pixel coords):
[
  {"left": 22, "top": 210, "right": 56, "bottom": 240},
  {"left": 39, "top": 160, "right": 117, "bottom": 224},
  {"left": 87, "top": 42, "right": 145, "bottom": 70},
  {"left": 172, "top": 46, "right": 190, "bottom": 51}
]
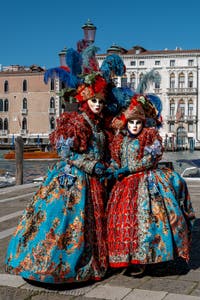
[
  {"left": 106, "top": 127, "right": 195, "bottom": 267},
  {"left": 5, "top": 111, "right": 108, "bottom": 283}
]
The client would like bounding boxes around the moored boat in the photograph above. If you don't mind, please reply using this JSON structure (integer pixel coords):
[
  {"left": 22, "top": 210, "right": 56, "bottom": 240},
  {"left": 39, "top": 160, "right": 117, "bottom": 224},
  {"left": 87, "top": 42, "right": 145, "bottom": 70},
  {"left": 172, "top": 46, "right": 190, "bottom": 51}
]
[{"left": 4, "top": 149, "right": 59, "bottom": 160}]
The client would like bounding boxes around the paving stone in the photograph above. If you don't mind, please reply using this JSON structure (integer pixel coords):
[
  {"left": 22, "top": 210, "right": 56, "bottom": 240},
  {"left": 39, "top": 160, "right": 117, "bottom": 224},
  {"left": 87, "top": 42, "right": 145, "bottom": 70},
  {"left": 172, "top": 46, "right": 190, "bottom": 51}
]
[
  {"left": 164, "top": 293, "right": 200, "bottom": 299},
  {"left": 59, "top": 284, "right": 95, "bottom": 296},
  {"left": 104, "top": 273, "right": 150, "bottom": 289},
  {"left": 179, "top": 269, "right": 200, "bottom": 281},
  {"left": 84, "top": 284, "right": 131, "bottom": 300},
  {"left": 0, "top": 286, "right": 39, "bottom": 300},
  {"left": 190, "top": 281, "right": 200, "bottom": 296},
  {"left": 139, "top": 278, "right": 196, "bottom": 295},
  {"left": 123, "top": 289, "right": 167, "bottom": 300},
  {"left": 32, "top": 293, "right": 75, "bottom": 299},
  {"left": 0, "top": 274, "right": 25, "bottom": 288}
]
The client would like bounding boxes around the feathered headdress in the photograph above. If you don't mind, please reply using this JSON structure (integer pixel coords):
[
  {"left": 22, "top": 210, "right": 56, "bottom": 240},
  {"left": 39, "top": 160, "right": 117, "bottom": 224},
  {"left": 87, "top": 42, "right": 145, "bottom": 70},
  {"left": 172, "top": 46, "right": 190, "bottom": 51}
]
[
  {"left": 111, "top": 69, "right": 163, "bottom": 130},
  {"left": 100, "top": 54, "right": 126, "bottom": 82},
  {"left": 44, "top": 43, "right": 126, "bottom": 105}
]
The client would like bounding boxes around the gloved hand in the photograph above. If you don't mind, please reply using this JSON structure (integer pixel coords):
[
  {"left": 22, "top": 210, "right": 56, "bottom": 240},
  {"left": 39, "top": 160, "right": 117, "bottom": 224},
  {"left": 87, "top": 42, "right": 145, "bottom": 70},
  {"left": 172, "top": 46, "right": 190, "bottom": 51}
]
[
  {"left": 113, "top": 166, "right": 129, "bottom": 179},
  {"left": 93, "top": 162, "right": 106, "bottom": 177}
]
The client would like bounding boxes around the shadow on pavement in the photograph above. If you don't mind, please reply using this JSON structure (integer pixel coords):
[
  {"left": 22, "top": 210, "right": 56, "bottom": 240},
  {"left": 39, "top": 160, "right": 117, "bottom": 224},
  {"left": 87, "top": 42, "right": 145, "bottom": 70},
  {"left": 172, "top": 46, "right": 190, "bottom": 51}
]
[{"left": 189, "top": 218, "right": 200, "bottom": 269}]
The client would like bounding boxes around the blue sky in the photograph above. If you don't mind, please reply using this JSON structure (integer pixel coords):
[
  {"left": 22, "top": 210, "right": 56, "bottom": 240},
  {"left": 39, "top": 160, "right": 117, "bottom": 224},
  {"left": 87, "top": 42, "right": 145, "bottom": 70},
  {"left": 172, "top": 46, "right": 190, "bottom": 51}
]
[{"left": 1, "top": 0, "right": 200, "bottom": 68}]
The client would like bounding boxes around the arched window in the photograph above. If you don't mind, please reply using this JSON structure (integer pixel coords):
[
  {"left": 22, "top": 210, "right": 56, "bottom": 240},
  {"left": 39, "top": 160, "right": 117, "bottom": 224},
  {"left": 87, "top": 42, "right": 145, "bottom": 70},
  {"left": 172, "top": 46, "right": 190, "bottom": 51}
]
[
  {"left": 4, "top": 118, "right": 8, "bottom": 130},
  {"left": 0, "top": 99, "right": 3, "bottom": 112},
  {"left": 178, "top": 72, "right": 185, "bottom": 88},
  {"left": 4, "top": 80, "right": 9, "bottom": 92},
  {"left": 22, "top": 117, "right": 27, "bottom": 130},
  {"left": 23, "top": 98, "right": 27, "bottom": 109},
  {"left": 130, "top": 73, "right": 136, "bottom": 89},
  {"left": 170, "top": 99, "right": 175, "bottom": 116},
  {"left": 50, "top": 97, "right": 55, "bottom": 108},
  {"left": 155, "top": 72, "right": 160, "bottom": 88},
  {"left": 50, "top": 117, "right": 55, "bottom": 130},
  {"left": 188, "top": 72, "right": 193, "bottom": 88},
  {"left": 169, "top": 73, "right": 175, "bottom": 88},
  {"left": 4, "top": 99, "right": 9, "bottom": 112},
  {"left": 139, "top": 73, "right": 144, "bottom": 82},
  {"left": 0, "top": 118, "right": 3, "bottom": 130},
  {"left": 188, "top": 99, "right": 194, "bottom": 116},
  {"left": 23, "top": 79, "right": 27, "bottom": 92},
  {"left": 50, "top": 79, "right": 55, "bottom": 90},
  {"left": 121, "top": 75, "right": 127, "bottom": 88}
]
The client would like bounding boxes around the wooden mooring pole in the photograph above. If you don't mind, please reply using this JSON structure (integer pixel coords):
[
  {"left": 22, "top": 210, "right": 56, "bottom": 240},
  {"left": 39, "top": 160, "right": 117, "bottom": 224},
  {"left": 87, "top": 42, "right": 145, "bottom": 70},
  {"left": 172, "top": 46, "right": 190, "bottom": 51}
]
[{"left": 15, "top": 136, "right": 24, "bottom": 185}]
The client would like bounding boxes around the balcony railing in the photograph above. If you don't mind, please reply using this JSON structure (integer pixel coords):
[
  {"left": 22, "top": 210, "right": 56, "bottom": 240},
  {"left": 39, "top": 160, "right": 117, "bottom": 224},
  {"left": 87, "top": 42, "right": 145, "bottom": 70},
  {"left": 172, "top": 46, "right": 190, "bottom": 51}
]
[
  {"left": 48, "top": 108, "right": 55, "bottom": 114},
  {"left": 0, "top": 130, "right": 9, "bottom": 136},
  {"left": 166, "top": 115, "right": 197, "bottom": 123},
  {"left": 167, "top": 88, "right": 197, "bottom": 95},
  {"left": 21, "top": 129, "right": 28, "bottom": 135},
  {"left": 21, "top": 109, "right": 28, "bottom": 115}
]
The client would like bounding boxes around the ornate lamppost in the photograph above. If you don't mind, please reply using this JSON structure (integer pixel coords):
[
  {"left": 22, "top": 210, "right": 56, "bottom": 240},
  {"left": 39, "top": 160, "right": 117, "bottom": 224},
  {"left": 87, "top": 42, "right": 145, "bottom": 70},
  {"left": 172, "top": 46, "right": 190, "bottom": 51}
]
[{"left": 77, "top": 19, "right": 97, "bottom": 52}]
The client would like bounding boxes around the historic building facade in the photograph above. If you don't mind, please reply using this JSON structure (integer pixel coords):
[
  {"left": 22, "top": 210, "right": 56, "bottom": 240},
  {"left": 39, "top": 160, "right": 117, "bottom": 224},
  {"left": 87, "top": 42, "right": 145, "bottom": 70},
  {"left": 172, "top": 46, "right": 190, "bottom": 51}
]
[
  {"left": 97, "top": 45, "right": 200, "bottom": 150},
  {"left": 1, "top": 45, "right": 200, "bottom": 150},
  {"left": 0, "top": 65, "right": 59, "bottom": 146}
]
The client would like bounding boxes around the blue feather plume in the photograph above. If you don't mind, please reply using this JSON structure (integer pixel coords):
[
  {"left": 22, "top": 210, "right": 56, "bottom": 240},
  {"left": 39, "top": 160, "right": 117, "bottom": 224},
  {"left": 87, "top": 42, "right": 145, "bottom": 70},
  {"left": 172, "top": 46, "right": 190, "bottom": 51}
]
[
  {"left": 44, "top": 67, "right": 80, "bottom": 88},
  {"left": 112, "top": 87, "right": 135, "bottom": 108},
  {"left": 81, "top": 45, "right": 100, "bottom": 72},
  {"left": 100, "top": 54, "right": 125, "bottom": 82},
  {"left": 66, "top": 48, "right": 82, "bottom": 75},
  {"left": 136, "top": 69, "right": 161, "bottom": 94}
]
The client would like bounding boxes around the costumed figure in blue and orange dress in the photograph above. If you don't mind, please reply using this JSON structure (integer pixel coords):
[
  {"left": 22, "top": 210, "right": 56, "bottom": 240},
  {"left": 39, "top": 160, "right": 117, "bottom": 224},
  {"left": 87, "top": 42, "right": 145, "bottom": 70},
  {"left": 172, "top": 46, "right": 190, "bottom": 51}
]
[
  {"left": 105, "top": 92, "right": 195, "bottom": 276},
  {"left": 5, "top": 72, "right": 110, "bottom": 284}
]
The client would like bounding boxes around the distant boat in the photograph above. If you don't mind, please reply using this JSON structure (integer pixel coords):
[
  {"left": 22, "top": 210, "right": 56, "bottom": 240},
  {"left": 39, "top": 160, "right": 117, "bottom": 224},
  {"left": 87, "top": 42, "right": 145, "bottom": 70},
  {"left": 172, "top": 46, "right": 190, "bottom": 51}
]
[{"left": 4, "top": 148, "right": 59, "bottom": 160}]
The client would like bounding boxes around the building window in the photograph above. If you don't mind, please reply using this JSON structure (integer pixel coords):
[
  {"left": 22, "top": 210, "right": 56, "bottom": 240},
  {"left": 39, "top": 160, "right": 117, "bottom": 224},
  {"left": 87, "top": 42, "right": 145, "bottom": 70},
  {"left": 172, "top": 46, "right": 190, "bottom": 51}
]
[
  {"left": 169, "top": 123, "right": 175, "bottom": 132},
  {"left": 50, "top": 79, "right": 55, "bottom": 90},
  {"left": 121, "top": 76, "right": 127, "bottom": 88},
  {"left": 177, "top": 99, "right": 185, "bottom": 117},
  {"left": 4, "top": 80, "right": 9, "bottom": 92},
  {"left": 170, "top": 60, "right": 175, "bottom": 67},
  {"left": 4, "top": 118, "right": 8, "bottom": 130},
  {"left": 0, "top": 118, "right": 3, "bottom": 130},
  {"left": 188, "top": 72, "right": 193, "bottom": 88},
  {"left": 50, "top": 117, "right": 55, "bottom": 130},
  {"left": 188, "top": 60, "right": 194, "bottom": 66},
  {"left": 188, "top": 123, "right": 193, "bottom": 132},
  {"left": 22, "top": 117, "right": 27, "bottom": 130},
  {"left": 170, "top": 99, "right": 175, "bottom": 116},
  {"left": 130, "top": 61, "right": 136, "bottom": 66},
  {"left": 130, "top": 73, "right": 136, "bottom": 89},
  {"left": 4, "top": 99, "right": 9, "bottom": 112},
  {"left": 22, "top": 98, "right": 27, "bottom": 109},
  {"left": 23, "top": 80, "right": 27, "bottom": 92},
  {"left": 50, "top": 97, "right": 55, "bottom": 108},
  {"left": 0, "top": 99, "right": 3, "bottom": 112},
  {"left": 139, "top": 73, "right": 144, "bottom": 82},
  {"left": 155, "top": 60, "right": 160, "bottom": 66},
  {"left": 188, "top": 99, "right": 193, "bottom": 116},
  {"left": 178, "top": 72, "right": 185, "bottom": 88},
  {"left": 139, "top": 61, "right": 144, "bottom": 66},
  {"left": 169, "top": 73, "right": 175, "bottom": 88}
]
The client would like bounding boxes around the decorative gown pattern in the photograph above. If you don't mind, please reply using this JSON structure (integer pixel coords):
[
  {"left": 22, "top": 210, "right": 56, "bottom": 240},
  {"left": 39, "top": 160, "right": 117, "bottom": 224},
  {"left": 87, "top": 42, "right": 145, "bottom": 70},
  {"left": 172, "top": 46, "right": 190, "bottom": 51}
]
[
  {"left": 5, "top": 111, "right": 108, "bottom": 283},
  {"left": 106, "top": 127, "right": 195, "bottom": 267}
]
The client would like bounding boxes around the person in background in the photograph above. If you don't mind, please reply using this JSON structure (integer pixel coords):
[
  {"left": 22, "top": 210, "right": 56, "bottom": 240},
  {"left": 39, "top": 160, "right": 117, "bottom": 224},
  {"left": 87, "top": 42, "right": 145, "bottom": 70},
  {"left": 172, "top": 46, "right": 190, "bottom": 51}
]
[{"left": 105, "top": 94, "right": 195, "bottom": 276}]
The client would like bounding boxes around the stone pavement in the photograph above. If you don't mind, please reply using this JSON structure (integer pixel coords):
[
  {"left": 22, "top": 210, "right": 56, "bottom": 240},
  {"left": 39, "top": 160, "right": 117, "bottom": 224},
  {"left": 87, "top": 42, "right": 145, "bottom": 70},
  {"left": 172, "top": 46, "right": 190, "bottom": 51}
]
[{"left": 0, "top": 181, "right": 200, "bottom": 300}]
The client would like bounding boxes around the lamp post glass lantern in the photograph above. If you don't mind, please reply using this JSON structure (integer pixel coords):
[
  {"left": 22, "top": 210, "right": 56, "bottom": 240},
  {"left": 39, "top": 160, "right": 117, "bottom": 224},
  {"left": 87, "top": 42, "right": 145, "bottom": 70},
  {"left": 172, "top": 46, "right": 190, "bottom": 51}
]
[
  {"left": 59, "top": 47, "right": 67, "bottom": 66},
  {"left": 82, "top": 19, "right": 97, "bottom": 44}
]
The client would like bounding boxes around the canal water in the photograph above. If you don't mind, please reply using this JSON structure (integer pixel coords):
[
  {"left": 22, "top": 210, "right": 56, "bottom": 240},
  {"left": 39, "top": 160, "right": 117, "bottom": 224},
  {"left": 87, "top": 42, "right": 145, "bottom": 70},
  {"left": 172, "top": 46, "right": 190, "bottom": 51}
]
[{"left": 0, "top": 149, "right": 200, "bottom": 184}]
